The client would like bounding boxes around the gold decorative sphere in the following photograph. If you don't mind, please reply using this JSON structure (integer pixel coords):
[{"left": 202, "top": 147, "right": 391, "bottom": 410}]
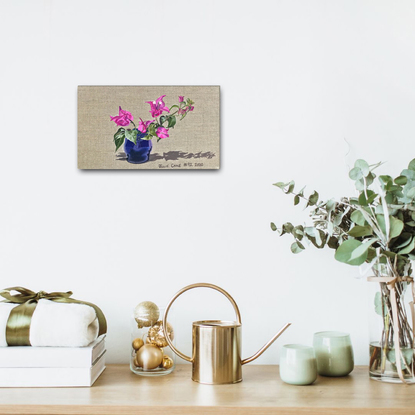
[
  {"left": 132, "top": 338, "right": 144, "bottom": 351},
  {"left": 162, "top": 355, "right": 174, "bottom": 370},
  {"left": 147, "top": 321, "right": 174, "bottom": 348},
  {"left": 134, "top": 301, "right": 160, "bottom": 328},
  {"left": 136, "top": 344, "right": 163, "bottom": 370}
]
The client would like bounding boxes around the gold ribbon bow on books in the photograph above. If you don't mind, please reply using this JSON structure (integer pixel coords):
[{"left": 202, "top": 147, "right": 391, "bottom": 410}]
[
  {"left": 367, "top": 275, "right": 415, "bottom": 384},
  {"left": 0, "top": 287, "right": 107, "bottom": 346}
]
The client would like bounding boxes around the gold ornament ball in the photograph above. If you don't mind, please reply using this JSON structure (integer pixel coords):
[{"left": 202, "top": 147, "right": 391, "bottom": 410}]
[
  {"left": 147, "top": 321, "right": 174, "bottom": 348},
  {"left": 162, "top": 355, "right": 174, "bottom": 370},
  {"left": 134, "top": 301, "right": 160, "bottom": 328},
  {"left": 136, "top": 344, "right": 163, "bottom": 370},
  {"left": 132, "top": 338, "right": 144, "bottom": 351}
]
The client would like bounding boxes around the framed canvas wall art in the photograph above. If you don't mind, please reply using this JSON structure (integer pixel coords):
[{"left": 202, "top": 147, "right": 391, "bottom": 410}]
[{"left": 78, "top": 86, "right": 220, "bottom": 170}]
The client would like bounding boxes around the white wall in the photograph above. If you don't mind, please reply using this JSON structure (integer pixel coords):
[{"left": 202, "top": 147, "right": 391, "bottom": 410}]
[{"left": 1, "top": 0, "right": 414, "bottom": 365}]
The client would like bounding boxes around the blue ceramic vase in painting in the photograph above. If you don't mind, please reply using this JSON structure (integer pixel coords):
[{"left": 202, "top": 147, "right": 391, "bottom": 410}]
[{"left": 124, "top": 132, "right": 153, "bottom": 164}]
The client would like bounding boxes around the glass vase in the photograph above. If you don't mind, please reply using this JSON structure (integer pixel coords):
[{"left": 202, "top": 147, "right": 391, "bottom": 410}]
[
  {"left": 130, "top": 305, "right": 176, "bottom": 376},
  {"left": 368, "top": 263, "right": 415, "bottom": 383}
]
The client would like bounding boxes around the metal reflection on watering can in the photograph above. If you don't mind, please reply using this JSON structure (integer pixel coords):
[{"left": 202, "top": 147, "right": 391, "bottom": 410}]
[{"left": 163, "top": 283, "right": 291, "bottom": 385}]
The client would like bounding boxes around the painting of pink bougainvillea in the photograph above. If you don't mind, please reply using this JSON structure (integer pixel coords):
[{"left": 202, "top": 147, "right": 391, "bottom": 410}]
[{"left": 78, "top": 86, "right": 220, "bottom": 170}]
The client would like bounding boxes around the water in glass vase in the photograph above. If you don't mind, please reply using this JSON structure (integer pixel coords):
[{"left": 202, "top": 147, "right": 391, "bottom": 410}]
[{"left": 369, "top": 342, "right": 415, "bottom": 383}]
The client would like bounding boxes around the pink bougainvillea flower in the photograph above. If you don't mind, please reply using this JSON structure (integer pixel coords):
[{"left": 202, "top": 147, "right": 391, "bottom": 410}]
[
  {"left": 178, "top": 96, "right": 184, "bottom": 103},
  {"left": 156, "top": 127, "right": 169, "bottom": 139},
  {"left": 110, "top": 106, "right": 133, "bottom": 126},
  {"left": 188, "top": 105, "right": 194, "bottom": 112},
  {"left": 137, "top": 118, "right": 155, "bottom": 133},
  {"left": 145, "top": 95, "right": 170, "bottom": 118},
  {"left": 178, "top": 108, "right": 186, "bottom": 115}
]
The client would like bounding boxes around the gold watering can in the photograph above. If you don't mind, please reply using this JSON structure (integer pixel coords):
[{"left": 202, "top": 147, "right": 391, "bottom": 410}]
[{"left": 163, "top": 283, "right": 291, "bottom": 385}]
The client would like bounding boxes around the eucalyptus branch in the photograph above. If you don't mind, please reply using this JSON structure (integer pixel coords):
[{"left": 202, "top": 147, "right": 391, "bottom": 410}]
[{"left": 273, "top": 157, "right": 415, "bottom": 268}]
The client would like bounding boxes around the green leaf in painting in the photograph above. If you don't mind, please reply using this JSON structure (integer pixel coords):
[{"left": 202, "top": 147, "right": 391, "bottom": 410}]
[
  {"left": 114, "top": 128, "right": 125, "bottom": 152},
  {"left": 160, "top": 116, "right": 167, "bottom": 125},
  {"left": 294, "top": 195, "right": 300, "bottom": 205},
  {"left": 408, "top": 158, "right": 415, "bottom": 171},
  {"left": 148, "top": 123, "right": 157, "bottom": 136},
  {"left": 270, "top": 222, "right": 277, "bottom": 231},
  {"left": 167, "top": 116, "right": 177, "bottom": 128},
  {"left": 125, "top": 129, "right": 138, "bottom": 145}
]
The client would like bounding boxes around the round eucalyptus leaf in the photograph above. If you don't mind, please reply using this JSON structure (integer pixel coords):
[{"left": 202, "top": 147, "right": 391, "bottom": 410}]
[
  {"left": 355, "top": 159, "right": 370, "bottom": 176},
  {"left": 349, "top": 167, "right": 363, "bottom": 180},
  {"left": 291, "top": 241, "right": 305, "bottom": 254},
  {"left": 335, "top": 239, "right": 368, "bottom": 265}
]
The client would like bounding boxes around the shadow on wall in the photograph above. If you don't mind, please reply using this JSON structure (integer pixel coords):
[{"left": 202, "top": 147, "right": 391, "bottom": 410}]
[{"left": 116, "top": 151, "right": 216, "bottom": 162}]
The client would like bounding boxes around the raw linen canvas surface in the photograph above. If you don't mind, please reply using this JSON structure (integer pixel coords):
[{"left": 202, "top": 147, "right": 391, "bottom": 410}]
[{"left": 78, "top": 86, "right": 220, "bottom": 170}]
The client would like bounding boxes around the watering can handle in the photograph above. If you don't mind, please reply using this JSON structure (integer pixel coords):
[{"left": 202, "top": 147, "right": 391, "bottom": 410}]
[{"left": 162, "top": 283, "right": 242, "bottom": 363}]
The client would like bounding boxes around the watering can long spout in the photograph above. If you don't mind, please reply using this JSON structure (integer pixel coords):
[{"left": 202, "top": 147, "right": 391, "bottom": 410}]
[
  {"left": 163, "top": 283, "right": 292, "bottom": 384},
  {"left": 241, "top": 323, "right": 291, "bottom": 365}
]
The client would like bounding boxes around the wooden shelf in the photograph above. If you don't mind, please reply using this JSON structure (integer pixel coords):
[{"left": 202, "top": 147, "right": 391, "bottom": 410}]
[{"left": 0, "top": 365, "right": 414, "bottom": 414}]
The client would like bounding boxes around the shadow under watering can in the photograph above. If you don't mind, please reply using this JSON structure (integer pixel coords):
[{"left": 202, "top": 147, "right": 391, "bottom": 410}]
[{"left": 163, "top": 283, "right": 291, "bottom": 385}]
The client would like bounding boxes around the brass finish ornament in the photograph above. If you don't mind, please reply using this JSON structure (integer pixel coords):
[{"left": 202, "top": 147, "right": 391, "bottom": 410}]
[
  {"left": 132, "top": 338, "right": 144, "bottom": 351},
  {"left": 162, "top": 355, "right": 174, "bottom": 370},
  {"left": 134, "top": 301, "right": 160, "bottom": 328},
  {"left": 136, "top": 344, "right": 163, "bottom": 369},
  {"left": 147, "top": 321, "right": 174, "bottom": 348}
]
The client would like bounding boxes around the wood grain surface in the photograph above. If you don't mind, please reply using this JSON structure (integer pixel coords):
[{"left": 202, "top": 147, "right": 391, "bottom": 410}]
[{"left": 0, "top": 365, "right": 415, "bottom": 414}]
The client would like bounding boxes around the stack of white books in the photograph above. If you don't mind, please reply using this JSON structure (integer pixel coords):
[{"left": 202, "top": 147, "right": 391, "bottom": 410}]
[{"left": 0, "top": 335, "right": 106, "bottom": 387}]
